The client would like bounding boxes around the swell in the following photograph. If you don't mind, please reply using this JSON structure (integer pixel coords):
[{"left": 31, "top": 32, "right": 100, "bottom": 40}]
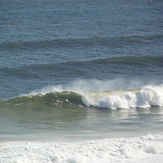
[
  {"left": 0, "top": 56, "right": 162, "bottom": 79},
  {"left": 1, "top": 55, "right": 163, "bottom": 70},
  {"left": 0, "top": 34, "right": 162, "bottom": 49},
  {"left": 93, "top": 56, "right": 163, "bottom": 68}
]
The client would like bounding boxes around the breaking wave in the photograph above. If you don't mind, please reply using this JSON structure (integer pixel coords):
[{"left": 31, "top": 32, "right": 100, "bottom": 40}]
[
  {"left": 83, "top": 85, "right": 163, "bottom": 109},
  {"left": 1, "top": 84, "right": 163, "bottom": 110}
]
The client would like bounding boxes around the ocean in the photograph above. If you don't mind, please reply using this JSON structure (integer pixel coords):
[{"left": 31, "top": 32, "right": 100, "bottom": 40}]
[{"left": 0, "top": 0, "right": 163, "bottom": 162}]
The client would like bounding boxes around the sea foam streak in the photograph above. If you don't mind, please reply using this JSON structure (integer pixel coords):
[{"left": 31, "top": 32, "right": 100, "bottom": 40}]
[{"left": 0, "top": 134, "right": 163, "bottom": 163}]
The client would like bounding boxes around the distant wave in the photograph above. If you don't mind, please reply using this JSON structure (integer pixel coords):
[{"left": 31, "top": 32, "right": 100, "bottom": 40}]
[
  {"left": 0, "top": 34, "right": 162, "bottom": 49},
  {"left": 92, "top": 55, "right": 163, "bottom": 68},
  {"left": 1, "top": 55, "right": 163, "bottom": 72}
]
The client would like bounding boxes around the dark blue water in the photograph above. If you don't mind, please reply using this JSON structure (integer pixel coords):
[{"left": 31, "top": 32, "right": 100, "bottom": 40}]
[
  {"left": 0, "top": 0, "right": 163, "bottom": 99},
  {"left": 0, "top": 0, "right": 163, "bottom": 140}
]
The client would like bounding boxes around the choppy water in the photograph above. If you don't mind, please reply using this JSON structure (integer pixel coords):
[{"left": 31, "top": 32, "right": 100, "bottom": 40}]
[{"left": 0, "top": 0, "right": 163, "bottom": 157}]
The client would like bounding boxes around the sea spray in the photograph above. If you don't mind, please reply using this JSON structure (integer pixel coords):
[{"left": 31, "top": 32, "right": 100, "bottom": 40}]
[{"left": 25, "top": 79, "right": 147, "bottom": 96}]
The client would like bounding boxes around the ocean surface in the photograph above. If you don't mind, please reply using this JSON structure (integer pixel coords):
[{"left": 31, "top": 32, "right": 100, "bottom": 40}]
[{"left": 0, "top": 0, "right": 163, "bottom": 162}]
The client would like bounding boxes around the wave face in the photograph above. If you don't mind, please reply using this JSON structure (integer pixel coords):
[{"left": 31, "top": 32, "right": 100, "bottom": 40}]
[
  {"left": 0, "top": 91, "right": 83, "bottom": 125},
  {"left": 1, "top": 91, "right": 83, "bottom": 110}
]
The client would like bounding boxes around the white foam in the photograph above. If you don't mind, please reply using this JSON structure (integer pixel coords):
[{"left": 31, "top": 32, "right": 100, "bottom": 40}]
[
  {"left": 0, "top": 134, "right": 163, "bottom": 163},
  {"left": 83, "top": 85, "right": 163, "bottom": 109}
]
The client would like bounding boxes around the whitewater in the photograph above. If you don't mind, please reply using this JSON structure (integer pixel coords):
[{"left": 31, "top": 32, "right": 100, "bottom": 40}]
[{"left": 1, "top": 134, "right": 163, "bottom": 163}]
